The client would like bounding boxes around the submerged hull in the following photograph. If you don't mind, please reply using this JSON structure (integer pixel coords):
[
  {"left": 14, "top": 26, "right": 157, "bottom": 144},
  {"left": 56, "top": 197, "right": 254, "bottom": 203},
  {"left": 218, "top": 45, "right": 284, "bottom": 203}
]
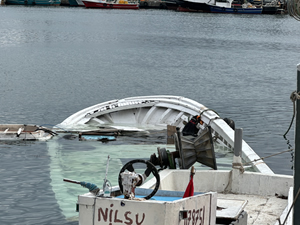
[
  {"left": 56, "top": 95, "right": 273, "bottom": 174},
  {"left": 82, "top": 0, "right": 139, "bottom": 9}
]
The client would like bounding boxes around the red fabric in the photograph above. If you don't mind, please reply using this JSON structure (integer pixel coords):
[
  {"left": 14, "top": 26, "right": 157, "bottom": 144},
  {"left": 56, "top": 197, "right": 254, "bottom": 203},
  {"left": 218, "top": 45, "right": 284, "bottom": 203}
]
[{"left": 183, "top": 175, "right": 194, "bottom": 198}]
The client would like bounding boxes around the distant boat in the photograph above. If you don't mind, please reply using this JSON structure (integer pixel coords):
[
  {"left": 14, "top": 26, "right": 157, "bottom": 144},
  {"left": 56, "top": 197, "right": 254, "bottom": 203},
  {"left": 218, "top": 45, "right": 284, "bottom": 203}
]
[
  {"left": 210, "top": 3, "right": 262, "bottom": 13},
  {"left": 68, "top": 0, "right": 84, "bottom": 6},
  {"left": 82, "top": 0, "right": 139, "bottom": 9},
  {"left": 178, "top": 0, "right": 262, "bottom": 13},
  {"left": 177, "top": 0, "right": 211, "bottom": 12},
  {"left": 164, "top": 0, "right": 179, "bottom": 10},
  {"left": 5, "top": 0, "right": 60, "bottom": 5},
  {"left": 139, "top": 0, "right": 166, "bottom": 8},
  {"left": 262, "top": 0, "right": 283, "bottom": 14}
]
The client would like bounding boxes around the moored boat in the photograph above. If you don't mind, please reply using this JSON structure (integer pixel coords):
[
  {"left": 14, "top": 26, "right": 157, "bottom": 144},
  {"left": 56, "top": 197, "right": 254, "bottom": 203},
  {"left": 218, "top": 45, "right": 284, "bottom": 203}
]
[
  {"left": 68, "top": 0, "right": 84, "bottom": 6},
  {"left": 262, "top": 0, "right": 283, "bottom": 14},
  {"left": 82, "top": 0, "right": 139, "bottom": 9},
  {"left": 4, "top": 0, "right": 60, "bottom": 5},
  {"left": 73, "top": 64, "right": 300, "bottom": 225},
  {"left": 177, "top": 0, "right": 211, "bottom": 12},
  {"left": 164, "top": 0, "right": 179, "bottom": 9},
  {"left": 178, "top": 0, "right": 262, "bottom": 13},
  {"left": 139, "top": 0, "right": 167, "bottom": 8},
  {"left": 209, "top": 4, "right": 262, "bottom": 13},
  {"left": 74, "top": 136, "right": 293, "bottom": 225}
]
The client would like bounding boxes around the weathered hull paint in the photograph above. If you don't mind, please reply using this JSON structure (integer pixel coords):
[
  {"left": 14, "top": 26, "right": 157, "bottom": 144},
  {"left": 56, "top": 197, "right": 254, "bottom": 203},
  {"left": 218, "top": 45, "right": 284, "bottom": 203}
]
[{"left": 78, "top": 192, "right": 217, "bottom": 225}]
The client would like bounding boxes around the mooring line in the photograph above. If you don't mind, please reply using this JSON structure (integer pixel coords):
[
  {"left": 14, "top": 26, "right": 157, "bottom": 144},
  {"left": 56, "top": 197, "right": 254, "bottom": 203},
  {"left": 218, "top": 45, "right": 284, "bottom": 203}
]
[
  {"left": 277, "top": 187, "right": 300, "bottom": 225},
  {"left": 243, "top": 148, "right": 294, "bottom": 166},
  {"left": 283, "top": 91, "right": 300, "bottom": 138}
]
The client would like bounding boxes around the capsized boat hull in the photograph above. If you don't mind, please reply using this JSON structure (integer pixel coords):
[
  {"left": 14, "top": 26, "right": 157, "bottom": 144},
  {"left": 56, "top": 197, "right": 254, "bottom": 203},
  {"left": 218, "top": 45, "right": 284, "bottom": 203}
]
[{"left": 56, "top": 95, "right": 273, "bottom": 174}]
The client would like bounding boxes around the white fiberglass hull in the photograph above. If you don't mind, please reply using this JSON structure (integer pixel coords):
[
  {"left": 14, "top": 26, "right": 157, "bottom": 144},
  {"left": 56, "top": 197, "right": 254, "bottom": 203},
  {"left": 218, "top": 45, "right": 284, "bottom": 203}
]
[{"left": 56, "top": 95, "right": 273, "bottom": 174}]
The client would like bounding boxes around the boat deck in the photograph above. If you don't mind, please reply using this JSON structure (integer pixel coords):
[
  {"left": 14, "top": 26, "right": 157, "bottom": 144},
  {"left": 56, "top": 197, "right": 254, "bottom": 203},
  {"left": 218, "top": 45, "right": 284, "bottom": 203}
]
[
  {"left": 217, "top": 193, "right": 289, "bottom": 224},
  {"left": 142, "top": 169, "right": 294, "bottom": 225},
  {"left": 133, "top": 188, "right": 290, "bottom": 224}
]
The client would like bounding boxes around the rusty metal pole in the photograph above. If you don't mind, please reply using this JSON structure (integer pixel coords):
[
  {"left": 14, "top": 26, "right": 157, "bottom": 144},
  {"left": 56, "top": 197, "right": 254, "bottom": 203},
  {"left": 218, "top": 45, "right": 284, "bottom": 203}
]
[{"left": 293, "top": 63, "right": 300, "bottom": 225}]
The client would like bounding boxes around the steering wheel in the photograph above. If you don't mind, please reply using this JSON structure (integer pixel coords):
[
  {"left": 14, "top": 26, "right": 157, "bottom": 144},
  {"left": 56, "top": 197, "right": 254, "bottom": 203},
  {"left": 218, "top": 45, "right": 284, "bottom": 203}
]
[{"left": 118, "top": 159, "right": 160, "bottom": 200}]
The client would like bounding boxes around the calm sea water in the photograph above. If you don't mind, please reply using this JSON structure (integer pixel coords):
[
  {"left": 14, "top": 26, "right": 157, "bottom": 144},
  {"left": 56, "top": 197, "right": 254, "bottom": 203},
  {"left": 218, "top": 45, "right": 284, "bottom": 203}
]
[{"left": 1, "top": 5, "right": 300, "bottom": 224}]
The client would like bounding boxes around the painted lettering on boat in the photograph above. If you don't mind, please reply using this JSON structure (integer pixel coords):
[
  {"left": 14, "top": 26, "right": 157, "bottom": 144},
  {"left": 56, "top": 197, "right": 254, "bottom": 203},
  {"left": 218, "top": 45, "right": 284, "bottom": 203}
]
[
  {"left": 184, "top": 206, "right": 205, "bottom": 225},
  {"left": 98, "top": 204, "right": 145, "bottom": 225}
]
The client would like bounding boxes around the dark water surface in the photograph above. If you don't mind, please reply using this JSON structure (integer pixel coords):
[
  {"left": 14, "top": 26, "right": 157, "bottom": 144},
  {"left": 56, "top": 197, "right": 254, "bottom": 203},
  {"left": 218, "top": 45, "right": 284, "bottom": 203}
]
[{"left": 1, "top": 5, "right": 300, "bottom": 224}]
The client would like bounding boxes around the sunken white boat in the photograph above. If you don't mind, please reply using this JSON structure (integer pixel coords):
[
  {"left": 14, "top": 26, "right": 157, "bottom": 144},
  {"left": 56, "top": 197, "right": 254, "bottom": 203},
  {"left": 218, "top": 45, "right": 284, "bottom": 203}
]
[
  {"left": 0, "top": 124, "right": 56, "bottom": 141},
  {"left": 56, "top": 95, "right": 273, "bottom": 174}
]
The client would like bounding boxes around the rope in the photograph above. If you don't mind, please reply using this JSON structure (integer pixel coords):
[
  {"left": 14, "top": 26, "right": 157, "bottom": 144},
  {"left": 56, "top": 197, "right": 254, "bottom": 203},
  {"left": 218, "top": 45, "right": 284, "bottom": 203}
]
[
  {"left": 283, "top": 91, "right": 300, "bottom": 138},
  {"left": 223, "top": 170, "right": 233, "bottom": 194},
  {"left": 277, "top": 187, "right": 300, "bottom": 225},
  {"left": 232, "top": 162, "right": 245, "bottom": 173},
  {"left": 243, "top": 148, "right": 294, "bottom": 166}
]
